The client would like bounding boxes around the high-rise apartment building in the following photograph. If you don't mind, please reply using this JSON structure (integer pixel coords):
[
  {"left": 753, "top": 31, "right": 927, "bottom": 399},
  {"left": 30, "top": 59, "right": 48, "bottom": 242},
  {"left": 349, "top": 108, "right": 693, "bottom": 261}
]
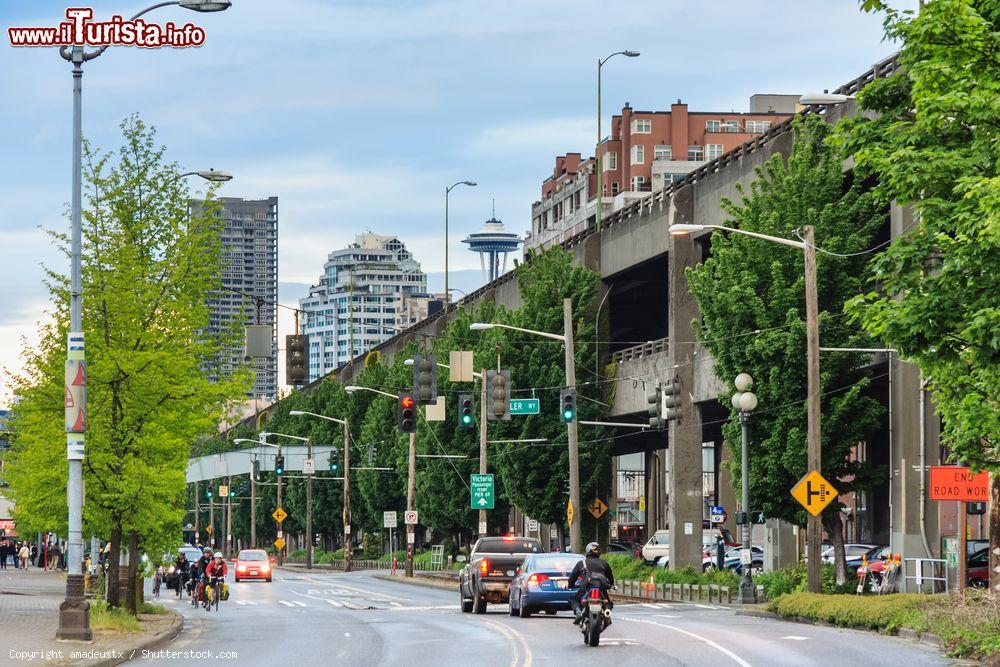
[
  {"left": 527, "top": 96, "right": 798, "bottom": 252},
  {"left": 195, "top": 196, "right": 278, "bottom": 401},
  {"left": 298, "top": 233, "right": 440, "bottom": 382}
]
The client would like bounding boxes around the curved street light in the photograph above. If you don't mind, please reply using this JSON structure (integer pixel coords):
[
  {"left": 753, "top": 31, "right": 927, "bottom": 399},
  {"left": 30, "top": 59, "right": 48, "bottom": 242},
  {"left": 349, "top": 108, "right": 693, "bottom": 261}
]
[
  {"left": 596, "top": 50, "right": 640, "bottom": 232},
  {"left": 445, "top": 180, "right": 477, "bottom": 311},
  {"left": 176, "top": 169, "right": 234, "bottom": 182}
]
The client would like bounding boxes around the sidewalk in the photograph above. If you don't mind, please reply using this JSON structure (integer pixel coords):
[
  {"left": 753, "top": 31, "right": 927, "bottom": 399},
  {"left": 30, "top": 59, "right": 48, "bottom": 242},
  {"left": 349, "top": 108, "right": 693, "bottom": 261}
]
[{"left": 0, "top": 567, "right": 181, "bottom": 666}]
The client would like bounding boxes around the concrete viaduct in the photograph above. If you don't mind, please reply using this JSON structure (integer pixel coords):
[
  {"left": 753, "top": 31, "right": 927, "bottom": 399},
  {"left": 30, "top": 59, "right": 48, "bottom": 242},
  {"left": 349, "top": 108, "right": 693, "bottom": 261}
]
[{"left": 250, "top": 54, "right": 945, "bottom": 570}]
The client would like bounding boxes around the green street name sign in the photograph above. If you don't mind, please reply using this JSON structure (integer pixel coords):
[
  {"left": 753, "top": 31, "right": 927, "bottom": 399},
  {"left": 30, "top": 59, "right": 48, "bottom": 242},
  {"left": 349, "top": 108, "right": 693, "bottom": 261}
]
[
  {"left": 470, "top": 473, "right": 495, "bottom": 509},
  {"left": 509, "top": 398, "right": 540, "bottom": 415}
]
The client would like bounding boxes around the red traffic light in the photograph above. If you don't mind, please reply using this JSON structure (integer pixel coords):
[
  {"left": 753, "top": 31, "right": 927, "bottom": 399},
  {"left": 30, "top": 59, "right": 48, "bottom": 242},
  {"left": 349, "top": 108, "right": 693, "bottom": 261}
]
[{"left": 400, "top": 395, "right": 415, "bottom": 409}]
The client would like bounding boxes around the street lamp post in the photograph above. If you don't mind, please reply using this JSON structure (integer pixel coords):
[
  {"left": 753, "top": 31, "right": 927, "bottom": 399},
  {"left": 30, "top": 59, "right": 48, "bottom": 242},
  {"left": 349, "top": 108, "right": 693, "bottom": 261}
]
[
  {"left": 445, "top": 180, "right": 477, "bottom": 311},
  {"left": 290, "top": 410, "right": 353, "bottom": 572},
  {"left": 261, "top": 432, "right": 310, "bottom": 566},
  {"left": 470, "top": 297, "right": 585, "bottom": 552},
  {"left": 345, "top": 385, "right": 417, "bottom": 576},
  {"left": 595, "top": 50, "right": 639, "bottom": 233},
  {"left": 54, "top": 0, "right": 230, "bottom": 641},
  {"left": 732, "top": 373, "right": 758, "bottom": 604},
  {"left": 670, "top": 221, "right": 824, "bottom": 593}
]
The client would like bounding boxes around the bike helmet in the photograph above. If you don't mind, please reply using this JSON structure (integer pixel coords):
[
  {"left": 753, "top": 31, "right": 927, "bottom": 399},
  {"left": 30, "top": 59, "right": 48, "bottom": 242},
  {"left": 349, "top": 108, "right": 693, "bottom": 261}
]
[
  {"left": 585, "top": 542, "right": 601, "bottom": 557},
  {"left": 203, "top": 548, "right": 213, "bottom": 556},
  {"left": 213, "top": 553, "right": 224, "bottom": 560}
]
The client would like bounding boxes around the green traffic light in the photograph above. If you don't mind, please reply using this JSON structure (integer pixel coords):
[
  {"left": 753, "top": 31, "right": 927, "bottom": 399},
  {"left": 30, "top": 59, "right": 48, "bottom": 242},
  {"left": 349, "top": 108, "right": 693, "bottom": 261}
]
[
  {"left": 461, "top": 414, "right": 472, "bottom": 425},
  {"left": 563, "top": 409, "right": 574, "bottom": 421}
]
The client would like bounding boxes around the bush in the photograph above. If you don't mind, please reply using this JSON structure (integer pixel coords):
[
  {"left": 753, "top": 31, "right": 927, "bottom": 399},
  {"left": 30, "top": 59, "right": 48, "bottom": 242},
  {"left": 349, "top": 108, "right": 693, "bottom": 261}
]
[
  {"left": 603, "top": 554, "right": 739, "bottom": 589},
  {"left": 768, "top": 592, "right": 926, "bottom": 632},
  {"left": 90, "top": 601, "right": 142, "bottom": 632}
]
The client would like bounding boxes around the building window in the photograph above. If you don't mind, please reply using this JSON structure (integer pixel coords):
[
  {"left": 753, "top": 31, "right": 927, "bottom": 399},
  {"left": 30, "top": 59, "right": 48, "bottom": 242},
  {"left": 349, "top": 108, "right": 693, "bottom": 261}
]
[
  {"left": 687, "top": 145, "right": 704, "bottom": 161},
  {"left": 706, "top": 144, "right": 724, "bottom": 159},
  {"left": 722, "top": 120, "right": 740, "bottom": 133},
  {"left": 706, "top": 120, "right": 720, "bottom": 132},
  {"left": 653, "top": 145, "right": 672, "bottom": 161},
  {"left": 631, "top": 119, "right": 652, "bottom": 134},
  {"left": 746, "top": 120, "right": 772, "bottom": 133},
  {"left": 631, "top": 145, "right": 645, "bottom": 165},
  {"left": 603, "top": 152, "right": 618, "bottom": 171},
  {"left": 631, "top": 176, "right": 646, "bottom": 191},
  {"left": 611, "top": 182, "right": 620, "bottom": 195}
]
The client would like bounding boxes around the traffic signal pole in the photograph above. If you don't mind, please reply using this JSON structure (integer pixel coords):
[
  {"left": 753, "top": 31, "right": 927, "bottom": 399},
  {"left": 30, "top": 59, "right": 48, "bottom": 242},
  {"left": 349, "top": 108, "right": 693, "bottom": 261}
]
[
  {"left": 277, "top": 449, "right": 283, "bottom": 566},
  {"left": 250, "top": 469, "right": 257, "bottom": 548},
  {"left": 343, "top": 419, "right": 353, "bottom": 573},
  {"left": 406, "top": 431, "right": 416, "bottom": 577},
  {"left": 479, "top": 368, "right": 488, "bottom": 535},
  {"left": 564, "top": 298, "right": 582, "bottom": 554}
]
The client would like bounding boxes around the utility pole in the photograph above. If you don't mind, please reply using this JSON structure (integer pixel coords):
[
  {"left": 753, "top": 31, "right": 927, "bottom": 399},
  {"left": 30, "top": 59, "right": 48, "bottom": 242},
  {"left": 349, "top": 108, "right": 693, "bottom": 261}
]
[
  {"left": 479, "top": 368, "right": 488, "bottom": 535},
  {"left": 343, "top": 419, "right": 353, "bottom": 572},
  {"left": 226, "top": 475, "right": 232, "bottom": 558},
  {"left": 194, "top": 481, "right": 200, "bottom": 542},
  {"left": 276, "top": 448, "right": 283, "bottom": 566},
  {"left": 564, "top": 298, "right": 582, "bottom": 554},
  {"left": 803, "top": 225, "right": 823, "bottom": 594},
  {"left": 250, "top": 464, "right": 256, "bottom": 548},
  {"left": 306, "top": 438, "right": 313, "bottom": 570},
  {"left": 209, "top": 499, "right": 215, "bottom": 549},
  {"left": 406, "top": 431, "right": 416, "bottom": 577}
]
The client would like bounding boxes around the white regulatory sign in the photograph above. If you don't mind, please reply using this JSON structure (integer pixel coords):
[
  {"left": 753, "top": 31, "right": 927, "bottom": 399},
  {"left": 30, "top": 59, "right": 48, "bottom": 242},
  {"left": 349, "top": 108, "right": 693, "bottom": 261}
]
[
  {"left": 527, "top": 519, "right": 539, "bottom": 532},
  {"left": 404, "top": 510, "right": 419, "bottom": 525},
  {"left": 303, "top": 458, "right": 315, "bottom": 475},
  {"left": 741, "top": 549, "right": 752, "bottom": 565},
  {"left": 383, "top": 511, "right": 398, "bottom": 528}
]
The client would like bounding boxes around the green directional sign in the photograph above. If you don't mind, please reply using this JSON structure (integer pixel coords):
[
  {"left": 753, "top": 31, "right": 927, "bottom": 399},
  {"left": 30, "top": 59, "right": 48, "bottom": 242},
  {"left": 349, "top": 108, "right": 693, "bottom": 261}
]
[
  {"left": 470, "top": 473, "right": 495, "bottom": 510},
  {"left": 509, "top": 398, "right": 540, "bottom": 415}
]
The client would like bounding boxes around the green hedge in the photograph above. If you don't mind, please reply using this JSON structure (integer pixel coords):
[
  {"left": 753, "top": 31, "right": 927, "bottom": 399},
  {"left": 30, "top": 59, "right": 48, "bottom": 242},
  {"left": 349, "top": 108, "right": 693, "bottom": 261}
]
[
  {"left": 754, "top": 561, "right": 856, "bottom": 600},
  {"left": 768, "top": 592, "right": 926, "bottom": 631},
  {"left": 604, "top": 554, "right": 739, "bottom": 588}
]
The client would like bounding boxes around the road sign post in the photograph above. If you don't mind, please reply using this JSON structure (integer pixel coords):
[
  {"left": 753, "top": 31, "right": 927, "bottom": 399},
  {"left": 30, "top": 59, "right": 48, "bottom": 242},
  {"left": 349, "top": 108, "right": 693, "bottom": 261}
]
[
  {"left": 383, "top": 511, "right": 398, "bottom": 529},
  {"left": 470, "top": 474, "right": 495, "bottom": 510}
]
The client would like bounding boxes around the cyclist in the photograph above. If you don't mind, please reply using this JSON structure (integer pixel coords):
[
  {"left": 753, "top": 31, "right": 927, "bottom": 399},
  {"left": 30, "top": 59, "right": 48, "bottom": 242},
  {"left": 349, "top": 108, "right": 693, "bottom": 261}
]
[
  {"left": 203, "top": 553, "right": 228, "bottom": 610},
  {"left": 174, "top": 551, "right": 191, "bottom": 598},
  {"left": 193, "top": 548, "right": 213, "bottom": 604},
  {"left": 568, "top": 542, "right": 615, "bottom": 625}
]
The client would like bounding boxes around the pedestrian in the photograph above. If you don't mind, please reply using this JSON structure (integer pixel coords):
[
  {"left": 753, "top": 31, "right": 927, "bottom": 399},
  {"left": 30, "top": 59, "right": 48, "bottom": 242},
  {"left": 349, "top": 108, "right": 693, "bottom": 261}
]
[
  {"left": 18, "top": 543, "right": 29, "bottom": 570},
  {"left": 0, "top": 540, "right": 8, "bottom": 570},
  {"left": 30, "top": 544, "right": 38, "bottom": 567}
]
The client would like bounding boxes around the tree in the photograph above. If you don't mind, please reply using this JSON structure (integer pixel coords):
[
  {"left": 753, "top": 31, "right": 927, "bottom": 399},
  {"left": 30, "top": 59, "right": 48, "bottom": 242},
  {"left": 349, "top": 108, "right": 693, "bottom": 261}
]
[
  {"left": 5, "top": 116, "right": 248, "bottom": 611},
  {"left": 686, "top": 115, "right": 886, "bottom": 582},
  {"left": 838, "top": 0, "right": 1000, "bottom": 467}
]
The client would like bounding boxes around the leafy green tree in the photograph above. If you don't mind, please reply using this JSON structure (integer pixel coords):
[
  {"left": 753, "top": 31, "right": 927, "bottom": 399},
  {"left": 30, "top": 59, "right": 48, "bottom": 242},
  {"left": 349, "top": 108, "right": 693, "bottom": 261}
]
[
  {"left": 687, "top": 115, "right": 886, "bottom": 582},
  {"left": 5, "top": 116, "right": 248, "bottom": 611},
  {"left": 839, "top": 0, "right": 1000, "bottom": 467}
]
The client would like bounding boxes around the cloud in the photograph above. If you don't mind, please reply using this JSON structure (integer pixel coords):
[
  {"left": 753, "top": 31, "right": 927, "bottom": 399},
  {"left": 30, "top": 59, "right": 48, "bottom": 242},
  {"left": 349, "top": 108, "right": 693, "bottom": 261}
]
[{"left": 465, "top": 117, "right": 594, "bottom": 158}]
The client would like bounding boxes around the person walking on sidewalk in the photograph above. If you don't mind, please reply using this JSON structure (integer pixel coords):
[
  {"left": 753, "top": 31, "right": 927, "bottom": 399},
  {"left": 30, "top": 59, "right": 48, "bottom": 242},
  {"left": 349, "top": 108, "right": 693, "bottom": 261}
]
[
  {"left": 0, "top": 540, "right": 8, "bottom": 570},
  {"left": 18, "top": 543, "right": 29, "bottom": 570}
]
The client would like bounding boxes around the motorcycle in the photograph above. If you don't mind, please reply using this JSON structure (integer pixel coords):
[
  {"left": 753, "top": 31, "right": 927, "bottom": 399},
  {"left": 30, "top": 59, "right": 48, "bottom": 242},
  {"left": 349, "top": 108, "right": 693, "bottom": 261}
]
[{"left": 579, "top": 586, "right": 613, "bottom": 647}]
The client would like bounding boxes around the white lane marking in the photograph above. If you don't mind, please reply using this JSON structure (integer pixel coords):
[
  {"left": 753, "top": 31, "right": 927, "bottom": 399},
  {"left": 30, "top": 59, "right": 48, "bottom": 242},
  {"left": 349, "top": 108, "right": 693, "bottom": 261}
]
[
  {"left": 390, "top": 601, "right": 402, "bottom": 607},
  {"left": 654, "top": 614, "right": 681, "bottom": 619},
  {"left": 782, "top": 636, "right": 808, "bottom": 641},
  {"left": 387, "top": 605, "right": 453, "bottom": 611},
  {"left": 290, "top": 600, "right": 307, "bottom": 607},
  {"left": 278, "top": 600, "right": 295, "bottom": 607},
  {"left": 621, "top": 617, "right": 752, "bottom": 667},
  {"left": 695, "top": 604, "right": 721, "bottom": 609},
  {"left": 344, "top": 633, "right": 351, "bottom": 638},
  {"left": 326, "top": 599, "right": 343, "bottom": 607}
]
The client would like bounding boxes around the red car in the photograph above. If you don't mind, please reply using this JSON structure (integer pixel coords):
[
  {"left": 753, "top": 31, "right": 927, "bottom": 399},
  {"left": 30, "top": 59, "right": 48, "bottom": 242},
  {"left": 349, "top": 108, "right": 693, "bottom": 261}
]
[
  {"left": 968, "top": 548, "right": 989, "bottom": 588},
  {"left": 234, "top": 549, "right": 272, "bottom": 582}
]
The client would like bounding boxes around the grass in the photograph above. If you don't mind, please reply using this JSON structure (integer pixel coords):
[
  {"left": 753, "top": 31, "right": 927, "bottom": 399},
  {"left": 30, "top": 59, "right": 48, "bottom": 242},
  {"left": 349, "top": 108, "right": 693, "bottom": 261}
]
[
  {"left": 604, "top": 553, "right": 740, "bottom": 588},
  {"left": 89, "top": 601, "right": 142, "bottom": 633},
  {"left": 768, "top": 590, "right": 1000, "bottom": 662},
  {"left": 139, "top": 602, "right": 167, "bottom": 615}
]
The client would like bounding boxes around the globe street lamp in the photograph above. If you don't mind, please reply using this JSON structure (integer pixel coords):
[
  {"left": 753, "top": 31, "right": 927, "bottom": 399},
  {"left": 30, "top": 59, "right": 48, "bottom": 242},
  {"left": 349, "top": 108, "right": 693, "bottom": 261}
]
[
  {"left": 55, "top": 0, "right": 230, "bottom": 640},
  {"left": 732, "top": 373, "right": 758, "bottom": 604}
]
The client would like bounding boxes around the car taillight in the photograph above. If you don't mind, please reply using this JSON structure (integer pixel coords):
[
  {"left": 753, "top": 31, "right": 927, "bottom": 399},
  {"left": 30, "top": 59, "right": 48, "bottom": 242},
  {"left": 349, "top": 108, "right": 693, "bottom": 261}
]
[
  {"left": 527, "top": 574, "right": 549, "bottom": 586},
  {"left": 589, "top": 588, "right": 601, "bottom": 600},
  {"left": 479, "top": 559, "right": 490, "bottom": 576}
]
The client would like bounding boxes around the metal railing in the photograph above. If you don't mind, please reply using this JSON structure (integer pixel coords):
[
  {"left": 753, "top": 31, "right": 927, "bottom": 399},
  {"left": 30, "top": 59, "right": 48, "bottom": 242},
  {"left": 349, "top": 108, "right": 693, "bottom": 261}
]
[
  {"left": 902, "top": 558, "right": 949, "bottom": 594},
  {"left": 611, "top": 337, "right": 669, "bottom": 364}
]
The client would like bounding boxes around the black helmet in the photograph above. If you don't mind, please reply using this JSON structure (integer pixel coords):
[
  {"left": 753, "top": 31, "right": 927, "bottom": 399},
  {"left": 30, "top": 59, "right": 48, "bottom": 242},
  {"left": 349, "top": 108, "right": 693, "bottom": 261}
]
[{"left": 585, "top": 542, "right": 600, "bottom": 557}]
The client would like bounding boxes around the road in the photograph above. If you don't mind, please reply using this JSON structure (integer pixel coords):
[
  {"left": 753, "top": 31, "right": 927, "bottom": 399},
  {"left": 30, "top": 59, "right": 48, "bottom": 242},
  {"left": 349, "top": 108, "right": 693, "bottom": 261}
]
[{"left": 133, "top": 569, "right": 949, "bottom": 666}]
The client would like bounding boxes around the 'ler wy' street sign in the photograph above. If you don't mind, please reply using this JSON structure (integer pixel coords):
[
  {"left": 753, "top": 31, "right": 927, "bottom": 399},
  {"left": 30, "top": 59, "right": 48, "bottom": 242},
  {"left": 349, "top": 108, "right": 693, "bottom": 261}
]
[
  {"left": 471, "top": 474, "right": 495, "bottom": 509},
  {"left": 929, "top": 466, "right": 989, "bottom": 502},
  {"left": 509, "top": 398, "right": 540, "bottom": 415}
]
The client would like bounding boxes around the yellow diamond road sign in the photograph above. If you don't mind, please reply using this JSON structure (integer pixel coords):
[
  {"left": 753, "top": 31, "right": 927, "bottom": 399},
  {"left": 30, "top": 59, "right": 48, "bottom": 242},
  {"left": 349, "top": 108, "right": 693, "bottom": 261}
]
[
  {"left": 588, "top": 498, "right": 608, "bottom": 519},
  {"left": 272, "top": 507, "right": 287, "bottom": 523},
  {"left": 791, "top": 470, "right": 838, "bottom": 516},
  {"left": 273, "top": 537, "right": 286, "bottom": 550},
  {"left": 567, "top": 499, "right": 574, "bottom": 527}
]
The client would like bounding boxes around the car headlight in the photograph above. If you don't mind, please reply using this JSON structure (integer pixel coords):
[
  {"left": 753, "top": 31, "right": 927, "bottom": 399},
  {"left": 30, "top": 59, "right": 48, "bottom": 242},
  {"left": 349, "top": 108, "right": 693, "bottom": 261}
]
[{"left": 168, "top": 566, "right": 175, "bottom": 574}]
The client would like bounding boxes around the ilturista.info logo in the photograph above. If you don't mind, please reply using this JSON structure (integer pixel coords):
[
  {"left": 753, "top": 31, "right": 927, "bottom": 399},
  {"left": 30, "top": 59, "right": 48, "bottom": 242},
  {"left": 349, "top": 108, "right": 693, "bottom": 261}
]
[{"left": 8, "top": 7, "right": 208, "bottom": 48}]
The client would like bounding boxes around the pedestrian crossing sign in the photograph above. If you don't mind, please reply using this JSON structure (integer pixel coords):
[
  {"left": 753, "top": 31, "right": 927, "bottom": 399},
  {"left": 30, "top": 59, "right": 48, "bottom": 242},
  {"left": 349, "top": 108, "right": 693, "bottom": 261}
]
[{"left": 791, "top": 470, "right": 838, "bottom": 516}]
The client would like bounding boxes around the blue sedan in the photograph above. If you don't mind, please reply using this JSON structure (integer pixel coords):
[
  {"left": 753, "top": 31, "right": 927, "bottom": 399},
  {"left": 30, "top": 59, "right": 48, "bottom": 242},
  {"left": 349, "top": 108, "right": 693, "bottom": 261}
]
[{"left": 508, "top": 553, "right": 584, "bottom": 618}]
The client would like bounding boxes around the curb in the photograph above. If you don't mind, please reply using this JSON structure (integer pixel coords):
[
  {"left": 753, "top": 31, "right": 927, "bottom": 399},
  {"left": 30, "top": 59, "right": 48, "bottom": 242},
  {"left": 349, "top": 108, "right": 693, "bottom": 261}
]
[
  {"left": 371, "top": 573, "right": 456, "bottom": 591},
  {"left": 89, "top": 610, "right": 183, "bottom": 667}
]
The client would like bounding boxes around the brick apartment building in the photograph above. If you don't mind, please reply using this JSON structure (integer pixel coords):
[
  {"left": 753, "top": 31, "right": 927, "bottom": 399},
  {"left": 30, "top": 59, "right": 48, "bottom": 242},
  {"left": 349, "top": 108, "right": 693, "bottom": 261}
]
[{"left": 527, "top": 95, "right": 799, "bottom": 252}]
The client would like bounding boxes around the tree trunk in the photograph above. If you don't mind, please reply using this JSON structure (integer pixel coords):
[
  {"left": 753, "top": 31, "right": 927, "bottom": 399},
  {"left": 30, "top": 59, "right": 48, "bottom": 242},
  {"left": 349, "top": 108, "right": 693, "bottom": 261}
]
[
  {"left": 990, "top": 474, "right": 1000, "bottom": 593},
  {"left": 823, "top": 512, "right": 848, "bottom": 586},
  {"left": 125, "top": 531, "right": 139, "bottom": 616},
  {"left": 106, "top": 527, "right": 122, "bottom": 608}
]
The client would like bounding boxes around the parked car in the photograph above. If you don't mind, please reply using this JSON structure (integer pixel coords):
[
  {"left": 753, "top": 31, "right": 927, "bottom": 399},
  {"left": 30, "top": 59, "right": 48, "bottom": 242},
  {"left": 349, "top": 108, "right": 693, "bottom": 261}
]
[
  {"left": 607, "top": 542, "right": 640, "bottom": 558},
  {"left": 508, "top": 552, "right": 584, "bottom": 618},
  {"left": 822, "top": 543, "right": 879, "bottom": 564},
  {"left": 459, "top": 536, "right": 542, "bottom": 614},
  {"left": 967, "top": 548, "right": 989, "bottom": 588},
  {"left": 234, "top": 548, "right": 271, "bottom": 582},
  {"left": 643, "top": 522, "right": 737, "bottom": 566},
  {"left": 702, "top": 545, "right": 764, "bottom": 572}
]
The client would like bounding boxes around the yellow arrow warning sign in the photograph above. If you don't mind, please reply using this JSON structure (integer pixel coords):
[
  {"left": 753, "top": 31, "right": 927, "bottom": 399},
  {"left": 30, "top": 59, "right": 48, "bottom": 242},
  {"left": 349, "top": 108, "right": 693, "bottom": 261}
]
[
  {"left": 272, "top": 507, "right": 287, "bottom": 523},
  {"left": 791, "top": 470, "right": 838, "bottom": 516}
]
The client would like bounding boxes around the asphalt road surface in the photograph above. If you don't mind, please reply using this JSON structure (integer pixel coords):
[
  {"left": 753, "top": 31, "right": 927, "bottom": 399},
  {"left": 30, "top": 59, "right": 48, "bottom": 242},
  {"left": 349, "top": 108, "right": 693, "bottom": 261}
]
[{"left": 132, "top": 569, "right": 950, "bottom": 666}]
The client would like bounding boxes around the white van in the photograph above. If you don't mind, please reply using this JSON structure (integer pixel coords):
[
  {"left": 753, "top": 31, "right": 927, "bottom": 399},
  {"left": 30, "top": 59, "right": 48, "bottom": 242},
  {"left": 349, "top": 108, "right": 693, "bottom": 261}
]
[{"left": 641, "top": 522, "right": 737, "bottom": 565}]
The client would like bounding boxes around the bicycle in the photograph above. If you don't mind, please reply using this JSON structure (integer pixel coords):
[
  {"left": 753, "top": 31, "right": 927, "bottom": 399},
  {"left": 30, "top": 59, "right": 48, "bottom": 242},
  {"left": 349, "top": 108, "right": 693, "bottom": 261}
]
[
  {"left": 204, "top": 576, "right": 224, "bottom": 611},
  {"left": 152, "top": 569, "right": 162, "bottom": 598}
]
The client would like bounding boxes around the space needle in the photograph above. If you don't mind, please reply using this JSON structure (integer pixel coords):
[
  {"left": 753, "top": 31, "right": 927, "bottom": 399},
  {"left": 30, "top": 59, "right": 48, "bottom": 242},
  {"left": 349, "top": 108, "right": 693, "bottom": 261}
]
[{"left": 462, "top": 206, "right": 523, "bottom": 283}]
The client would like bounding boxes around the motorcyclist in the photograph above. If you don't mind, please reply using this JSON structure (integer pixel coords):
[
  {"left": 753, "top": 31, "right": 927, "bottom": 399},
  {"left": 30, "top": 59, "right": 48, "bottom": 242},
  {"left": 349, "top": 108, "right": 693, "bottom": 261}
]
[{"left": 568, "top": 542, "right": 615, "bottom": 625}]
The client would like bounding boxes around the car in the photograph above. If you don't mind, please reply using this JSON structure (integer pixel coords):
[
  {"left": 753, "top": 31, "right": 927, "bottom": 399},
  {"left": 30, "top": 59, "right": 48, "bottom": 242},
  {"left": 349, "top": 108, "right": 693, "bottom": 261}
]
[
  {"left": 644, "top": 522, "right": 738, "bottom": 566},
  {"left": 607, "top": 542, "right": 640, "bottom": 558},
  {"left": 165, "top": 546, "right": 203, "bottom": 591},
  {"left": 967, "top": 548, "right": 989, "bottom": 588},
  {"left": 234, "top": 549, "right": 272, "bottom": 582},
  {"left": 508, "top": 553, "right": 584, "bottom": 618},
  {"left": 459, "top": 536, "right": 542, "bottom": 614},
  {"left": 702, "top": 545, "right": 763, "bottom": 572},
  {"left": 848, "top": 545, "right": 889, "bottom": 571},
  {"left": 822, "top": 543, "right": 879, "bottom": 564}
]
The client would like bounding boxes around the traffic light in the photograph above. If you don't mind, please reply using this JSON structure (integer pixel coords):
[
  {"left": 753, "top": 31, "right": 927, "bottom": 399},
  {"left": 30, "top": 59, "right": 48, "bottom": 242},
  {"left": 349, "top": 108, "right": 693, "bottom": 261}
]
[
  {"left": 328, "top": 449, "right": 340, "bottom": 472},
  {"left": 647, "top": 384, "right": 665, "bottom": 430},
  {"left": 397, "top": 393, "right": 417, "bottom": 433},
  {"left": 275, "top": 455, "right": 285, "bottom": 476},
  {"left": 252, "top": 459, "right": 260, "bottom": 481},
  {"left": 485, "top": 370, "right": 511, "bottom": 421},
  {"left": 751, "top": 511, "right": 766, "bottom": 525},
  {"left": 206, "top": 489, "right": 213, "bottom": 499},
  {"left": 286, "top": 334, "right": 309, "bottom": 386},
  {"left": 458, "top": 393, "right": 475, "bottom": 428},
  {"left": 412, "top": 355, "right": 437, "bottom": 405},
  {"left": 559, "top": 387, "right": 577, "bottom": 423},
  {"left": 662, "top": 378, "right": 681, "bottom": 422},
  {"left": 229, "top": 489, "right": 236, "bottom": 498}
]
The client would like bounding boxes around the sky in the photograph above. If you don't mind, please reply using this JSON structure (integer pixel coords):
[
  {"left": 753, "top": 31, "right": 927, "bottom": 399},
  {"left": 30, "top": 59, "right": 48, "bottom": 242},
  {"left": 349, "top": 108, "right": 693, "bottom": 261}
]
[{"left": 0, "top": 0, "right": 910, "bottom": 403}]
